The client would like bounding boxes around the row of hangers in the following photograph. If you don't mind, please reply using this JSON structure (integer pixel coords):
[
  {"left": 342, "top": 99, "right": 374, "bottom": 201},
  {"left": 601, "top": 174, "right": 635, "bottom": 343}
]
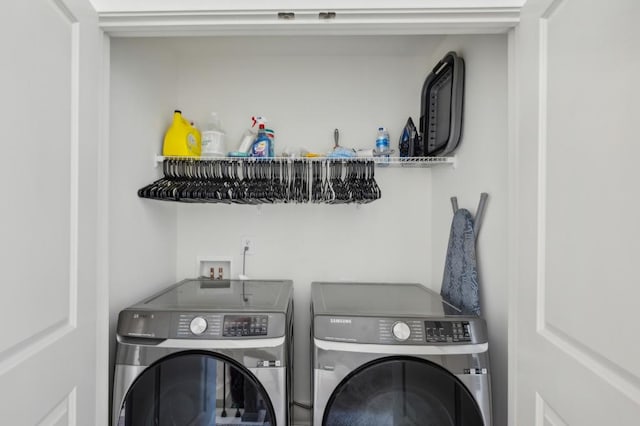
[
  {"left": 137, "top": 158, "right": 381, "bottom": 204},
  {"left": 310, "top": 160, "right": 381, "bottom": 204}
]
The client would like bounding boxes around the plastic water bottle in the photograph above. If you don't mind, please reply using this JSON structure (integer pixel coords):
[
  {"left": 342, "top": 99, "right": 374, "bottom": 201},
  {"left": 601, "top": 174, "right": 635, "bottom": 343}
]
[
  {"left": 201, "top": 112, "right": 225, "bottom": 157},
  {"left": 376, "top": 127, "right": 390, "bottom": 165}
]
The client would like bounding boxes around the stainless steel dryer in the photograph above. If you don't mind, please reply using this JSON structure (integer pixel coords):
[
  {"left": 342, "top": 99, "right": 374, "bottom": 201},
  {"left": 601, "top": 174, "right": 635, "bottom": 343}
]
[
  {"left": 311, "top": 281, "right": 492, "bottom": 426},
  {"left": 112, "top": 278, "right": 293, "bottom": 426}
]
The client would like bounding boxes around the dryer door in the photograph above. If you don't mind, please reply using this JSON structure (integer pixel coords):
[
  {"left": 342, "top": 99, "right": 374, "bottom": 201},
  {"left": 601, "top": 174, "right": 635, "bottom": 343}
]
[
  {"left": 116, "top": 351, "right": 276, "bottom": 426},
  {"left": 323, "top": 356, "right": 484, "bottom": 426}
]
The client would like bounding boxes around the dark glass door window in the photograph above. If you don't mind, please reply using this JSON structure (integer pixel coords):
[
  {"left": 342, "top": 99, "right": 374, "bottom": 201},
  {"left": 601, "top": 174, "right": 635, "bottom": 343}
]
[
  {"left": 118, "top": 352, "right": 274, "bottom": 426},
  {"left": 324, "top": 357, "right": 483, "bottom": 426}
]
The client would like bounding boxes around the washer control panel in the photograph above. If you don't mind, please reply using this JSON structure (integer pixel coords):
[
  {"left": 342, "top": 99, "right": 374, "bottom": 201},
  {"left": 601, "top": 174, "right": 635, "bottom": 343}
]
[
  {"left": 118, "top": 310, "right": 286, "bottom": 339},
  {"left": 223, "top": 315, "right": 268, "bottom": 337}
]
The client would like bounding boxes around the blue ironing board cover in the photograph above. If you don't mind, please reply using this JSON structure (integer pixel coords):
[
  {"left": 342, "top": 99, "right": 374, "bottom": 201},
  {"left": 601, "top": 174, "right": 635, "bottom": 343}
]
[{"left": 440, "top": 208, "right": 481, "bottom": 316}]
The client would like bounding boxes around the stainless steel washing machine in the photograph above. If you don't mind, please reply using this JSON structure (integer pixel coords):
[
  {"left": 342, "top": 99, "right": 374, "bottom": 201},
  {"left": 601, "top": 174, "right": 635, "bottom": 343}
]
[
  {"left": 112, "top": 278, "right": 293, "bottom": 426},
  {"left": 311, "top": 281, "right": 492, "bottom": 426}
]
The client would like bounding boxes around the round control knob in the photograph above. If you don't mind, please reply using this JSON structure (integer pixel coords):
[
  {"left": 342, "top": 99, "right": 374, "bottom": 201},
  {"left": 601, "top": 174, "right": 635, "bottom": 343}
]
[
  {"left": 189, "top": 316, "right": 208, "bottom": 335},
  {"left": 392, "top": 321, "right": 411, "bottom": 341}
]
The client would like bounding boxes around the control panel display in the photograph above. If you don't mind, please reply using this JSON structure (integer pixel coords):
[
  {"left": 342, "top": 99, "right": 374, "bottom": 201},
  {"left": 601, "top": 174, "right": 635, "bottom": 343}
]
[
  {"left": 425, "top": 320, "right": 471, "bottom": 343},
  {"left": 223, "top": 315, "right": 268, "bottom": 337}
]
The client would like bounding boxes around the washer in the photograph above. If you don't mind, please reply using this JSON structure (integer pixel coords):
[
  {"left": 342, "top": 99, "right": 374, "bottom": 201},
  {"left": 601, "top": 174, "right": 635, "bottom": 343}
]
[
  {"left": 311, "top": 281, "right": 492, "bottom": 426},
  {"left": 112, "top": 278, "right": 293, "bottom": 426}
]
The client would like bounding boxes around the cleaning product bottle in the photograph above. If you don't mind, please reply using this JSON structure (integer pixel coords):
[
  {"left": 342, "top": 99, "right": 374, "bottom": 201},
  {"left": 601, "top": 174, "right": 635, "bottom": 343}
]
[
  {"left": 265, "top": 127, "right": 275, "bottom": 157},
  {"left": 255, "top": 117, "right": 275, "bottom": 157},
  {"left": 162, "top": 110, "right": 202, "bottom": 157},
  {"left": 237, "top": 116, "right": 266, "bottom": 154},
  {"left": 201, "top": 112, "right": 225, "bottom": 157},
  {"left": 250, "top": 124, "right": 272, "bottom": 158}
]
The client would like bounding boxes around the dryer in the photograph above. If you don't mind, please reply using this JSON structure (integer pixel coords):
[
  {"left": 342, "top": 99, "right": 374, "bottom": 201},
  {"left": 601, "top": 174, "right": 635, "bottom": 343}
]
[
  {"left": 311, "top": 281, "right": 491, "bottom": 426},
  {"left": 112, "top": 278, "right": 293, "bottom": 426}
]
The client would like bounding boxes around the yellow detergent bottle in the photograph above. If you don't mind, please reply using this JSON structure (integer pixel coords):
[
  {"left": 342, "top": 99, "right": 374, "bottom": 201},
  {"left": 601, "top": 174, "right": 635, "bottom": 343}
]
[{"left": 162, "top": 110, "right": 202, "bottom": 157}]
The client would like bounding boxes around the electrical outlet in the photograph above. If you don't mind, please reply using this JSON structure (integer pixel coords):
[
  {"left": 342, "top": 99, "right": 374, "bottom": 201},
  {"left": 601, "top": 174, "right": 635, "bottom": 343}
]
[{"left": 241, "top": 236, "right": 255, "bottom": 255}]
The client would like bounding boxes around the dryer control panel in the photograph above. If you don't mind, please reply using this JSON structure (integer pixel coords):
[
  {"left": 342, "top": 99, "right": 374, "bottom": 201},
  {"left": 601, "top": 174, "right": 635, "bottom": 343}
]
[
  {"left": 378, "top": 319, "right": 473, "bottom": 344},
  {"left": 424, "top": 320, "right": 472, "bottom": 343},
  {"left": 314, "top": 315, "right": 487, "bottom": 345}
]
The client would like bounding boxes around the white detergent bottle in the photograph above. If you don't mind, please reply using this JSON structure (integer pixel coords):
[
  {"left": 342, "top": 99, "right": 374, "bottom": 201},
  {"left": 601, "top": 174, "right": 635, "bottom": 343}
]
[{"left": 201, "top": 112, "right": 226, "bottom": 157}]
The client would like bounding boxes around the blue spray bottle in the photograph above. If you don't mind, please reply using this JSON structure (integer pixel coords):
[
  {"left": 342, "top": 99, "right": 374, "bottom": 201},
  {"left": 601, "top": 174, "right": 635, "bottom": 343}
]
[{"left": 250, "top": 123, "right": 272, "bottom": 158}]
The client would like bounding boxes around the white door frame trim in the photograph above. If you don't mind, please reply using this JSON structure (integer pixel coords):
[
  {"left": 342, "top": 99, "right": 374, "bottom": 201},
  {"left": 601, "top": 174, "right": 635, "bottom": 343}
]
[
  {"left": 95, "top": 31, "right": 111, "bottom": 426},
  {"left": 506, "top": 25, "right": 519, "bottom": 426}
]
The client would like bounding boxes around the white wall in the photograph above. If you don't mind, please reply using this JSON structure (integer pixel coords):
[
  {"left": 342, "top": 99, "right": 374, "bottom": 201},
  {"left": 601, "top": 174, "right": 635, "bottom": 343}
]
[
  {"left": 108, "top": 39, "right": 180, "bottom": 374},
  {"left": 169, "top": 36, "right": 445, "bottom": 152},
  {"left": 429, "top": 35, "right": 509, "bottom": 426}
]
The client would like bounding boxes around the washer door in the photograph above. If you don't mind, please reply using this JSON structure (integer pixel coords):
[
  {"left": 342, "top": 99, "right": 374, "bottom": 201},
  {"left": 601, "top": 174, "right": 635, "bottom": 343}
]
[
  {"left": 323, "top": 357, "right": 484, "bottom": 426},
  {"left": 117, "top": 351, "right": 276, "bottom": 426}
]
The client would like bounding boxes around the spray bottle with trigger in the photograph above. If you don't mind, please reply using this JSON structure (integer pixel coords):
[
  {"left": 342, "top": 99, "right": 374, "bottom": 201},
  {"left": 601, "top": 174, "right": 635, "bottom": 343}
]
[
  {"left": 250, "top": 121, "right": 273, "bottom": 158},
  {"left": 237, "top": 116, "right": 268, "bottom": 154}
]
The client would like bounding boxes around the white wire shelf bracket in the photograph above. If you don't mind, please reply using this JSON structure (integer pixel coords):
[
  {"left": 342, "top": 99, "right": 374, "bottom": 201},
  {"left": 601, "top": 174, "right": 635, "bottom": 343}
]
[{"left": 154, "top": 155, "right": 456, "bottom": 168}]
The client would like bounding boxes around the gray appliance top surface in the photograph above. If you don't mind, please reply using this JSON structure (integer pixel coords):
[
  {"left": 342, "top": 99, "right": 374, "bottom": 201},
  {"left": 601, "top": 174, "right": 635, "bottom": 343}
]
[
  {"left": 311, "top": 281, "right": 461, "bottom": 317},
  {"left": 130, "top": 279, "right": 293, "bottom": 313}
]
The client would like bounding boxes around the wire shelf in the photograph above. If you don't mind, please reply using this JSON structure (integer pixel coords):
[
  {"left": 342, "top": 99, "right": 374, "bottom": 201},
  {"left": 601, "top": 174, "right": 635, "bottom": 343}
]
[{"left": 154, "top": 155, "right": 455, "bottom": 168}]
